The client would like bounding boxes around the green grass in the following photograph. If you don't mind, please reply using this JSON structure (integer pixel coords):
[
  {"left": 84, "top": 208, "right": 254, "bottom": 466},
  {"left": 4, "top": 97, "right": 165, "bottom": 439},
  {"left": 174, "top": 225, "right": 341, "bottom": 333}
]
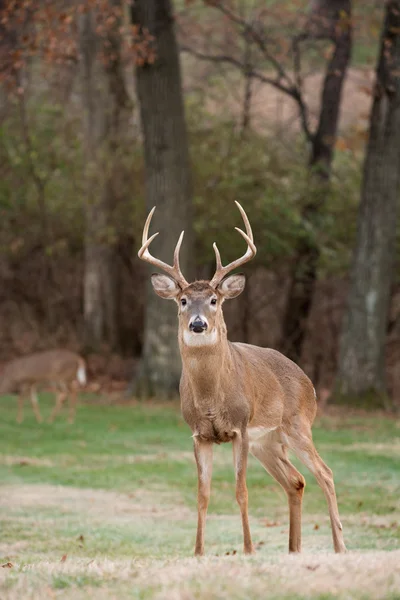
[{"left": 0, "top": 395, "right": 399, "bottom": 599}]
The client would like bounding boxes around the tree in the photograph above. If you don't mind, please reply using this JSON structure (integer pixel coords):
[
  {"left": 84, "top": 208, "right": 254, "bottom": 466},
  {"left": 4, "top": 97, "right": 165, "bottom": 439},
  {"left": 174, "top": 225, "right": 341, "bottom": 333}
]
[
  {"left": 335, "top": 0, "right": 400, "bottom": 405},
  {"left": 1, "top": 0, "right": 143, "bottom": 350},
  {"left": 179, "top": 0, "right": 352, "bottom": 365},
  {"left": 131, "top": 0, "right": 193, "bottom": 397},
  {"left": 79, "top": 2, "right": 131, "bottom": 350},
  {"left": 277, "top": 0, "right": 352, "bottom": 363}
]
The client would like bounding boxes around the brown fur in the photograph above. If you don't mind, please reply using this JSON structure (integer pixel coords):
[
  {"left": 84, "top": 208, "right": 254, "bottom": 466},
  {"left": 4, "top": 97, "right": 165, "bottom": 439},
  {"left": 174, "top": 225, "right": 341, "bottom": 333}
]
[
  {"left": 0, "top": 349, "right": 86, "bottom": 424},
  {"left": 154, "top": 279, "right": 346, "bottom": 556},
  {"left": 140, "top": 205, "right": 346, "bottom": 557}
]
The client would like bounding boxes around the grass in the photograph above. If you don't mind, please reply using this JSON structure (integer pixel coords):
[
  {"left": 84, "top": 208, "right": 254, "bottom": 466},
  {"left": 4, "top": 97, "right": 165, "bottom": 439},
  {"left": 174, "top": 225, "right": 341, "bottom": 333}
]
[{"left": 0, "top": 395, "right": 399, "bottom": 599}]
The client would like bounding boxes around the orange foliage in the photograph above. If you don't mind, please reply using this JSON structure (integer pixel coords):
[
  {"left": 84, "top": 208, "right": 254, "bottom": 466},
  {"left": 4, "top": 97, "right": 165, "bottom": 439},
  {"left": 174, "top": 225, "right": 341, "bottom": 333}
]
[{"left": 0, "top": 0, "right": 155, "bottom": 89}]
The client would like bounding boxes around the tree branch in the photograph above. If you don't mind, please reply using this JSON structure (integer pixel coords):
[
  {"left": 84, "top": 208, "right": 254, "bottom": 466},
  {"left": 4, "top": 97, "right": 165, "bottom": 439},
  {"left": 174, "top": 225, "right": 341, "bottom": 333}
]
[{"left": 180, "top": 44, "right": 314, "bottom": 142}]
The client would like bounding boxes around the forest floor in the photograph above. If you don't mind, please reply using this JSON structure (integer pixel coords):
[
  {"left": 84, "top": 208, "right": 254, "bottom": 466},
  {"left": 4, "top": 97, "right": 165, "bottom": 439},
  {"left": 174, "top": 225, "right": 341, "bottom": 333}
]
[{"left": 0, "top": 397, "right": 399, "bottom": 599}]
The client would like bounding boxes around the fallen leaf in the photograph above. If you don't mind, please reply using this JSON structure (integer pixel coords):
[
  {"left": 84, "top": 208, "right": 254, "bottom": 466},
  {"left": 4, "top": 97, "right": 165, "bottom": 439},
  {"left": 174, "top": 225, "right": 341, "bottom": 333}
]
[
  {"left": 60, "top": 554, "right": 67, "bottom": 563},
  {"left": 77, "top": 534, "right": 85, "bottom": 543},
  {"left": 1, "top": 562, "right": 13, "bottom": 568},
  {"left": 314, "top": 524, "right": 319, "bottom": 530},
  {"left": 262, "top": 520, "right": 280, "bottom": 528}
]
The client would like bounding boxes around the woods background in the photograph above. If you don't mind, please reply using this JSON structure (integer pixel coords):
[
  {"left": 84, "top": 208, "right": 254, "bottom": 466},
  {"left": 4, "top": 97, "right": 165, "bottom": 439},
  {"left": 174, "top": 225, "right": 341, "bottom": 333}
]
[{"left": 0, "top": 0, "right": 399, "bottom": 407}]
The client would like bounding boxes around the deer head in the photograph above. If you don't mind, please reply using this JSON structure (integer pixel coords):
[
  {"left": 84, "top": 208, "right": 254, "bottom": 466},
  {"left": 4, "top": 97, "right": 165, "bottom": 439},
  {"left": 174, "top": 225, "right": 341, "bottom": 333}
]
[{"left": 138, "top": 202, "right": 256, "bottom": 346}]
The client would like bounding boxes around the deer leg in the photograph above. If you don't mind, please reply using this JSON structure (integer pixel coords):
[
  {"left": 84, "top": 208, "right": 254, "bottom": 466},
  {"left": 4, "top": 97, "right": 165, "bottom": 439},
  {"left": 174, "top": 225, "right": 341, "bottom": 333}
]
[
  {"left": 193, "top": 437, "right": 213, "bottom": 556},
  {"left": 289, "top": 424, "right": 346, "bottom": 553},
  {"left": 68, "top": 387, "right": 77, "bottom": 424},
  {"left": 17, "top": 394, "right": 24, "bottom": 424},
  {"left": 250, "top": 432, "right": 305, "bottom": 553},
  {"left": 232, "top": 430, "right": 254, "bottom": 555},
  {"left": 48, "top": 385, "right": 67, "bottom": 423},
  {"left": 30, "top": 387, "right": 42, "bottom": 423}
]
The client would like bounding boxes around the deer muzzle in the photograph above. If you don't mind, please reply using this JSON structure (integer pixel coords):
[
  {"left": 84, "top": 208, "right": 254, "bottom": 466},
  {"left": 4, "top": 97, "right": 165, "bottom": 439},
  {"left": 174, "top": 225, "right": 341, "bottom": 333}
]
[{"left": 189, "top": 316, "right": 208, "bottom": 334}]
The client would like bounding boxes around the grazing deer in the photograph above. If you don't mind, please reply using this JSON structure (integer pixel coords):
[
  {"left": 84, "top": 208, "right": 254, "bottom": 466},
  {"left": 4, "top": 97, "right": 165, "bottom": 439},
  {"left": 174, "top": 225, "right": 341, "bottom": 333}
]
[
  {"left": 0, "top": 350, "right": 86, "bottom": 424},
  {"left": 138, "top": 202, "right": 346, "bottom": 556}
]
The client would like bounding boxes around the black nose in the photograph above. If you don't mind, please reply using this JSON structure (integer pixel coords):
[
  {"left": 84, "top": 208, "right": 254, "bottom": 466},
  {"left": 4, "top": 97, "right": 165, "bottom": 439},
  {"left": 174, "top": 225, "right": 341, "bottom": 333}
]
[{"left": 190, "top": 317, "right": 208, "bottom": 334}]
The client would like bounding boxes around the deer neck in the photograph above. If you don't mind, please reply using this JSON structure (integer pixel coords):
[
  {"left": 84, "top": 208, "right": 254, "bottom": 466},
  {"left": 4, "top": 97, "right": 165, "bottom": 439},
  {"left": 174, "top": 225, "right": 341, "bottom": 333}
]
[{"left": 179, "top": 317, "right": 233, "bottom": 402}]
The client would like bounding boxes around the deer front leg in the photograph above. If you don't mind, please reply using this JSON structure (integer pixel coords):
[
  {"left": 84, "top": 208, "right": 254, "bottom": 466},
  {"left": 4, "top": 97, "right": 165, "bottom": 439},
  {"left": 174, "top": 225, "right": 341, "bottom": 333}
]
[
  {"left": 193, "top": 437, "right": 213, "bottom": 556},
  {"left": 30, "top": 387, "right": 43, "bottom": 423},
  {"left": 232, "top": 429, "right": 254, "bottom": 555}
]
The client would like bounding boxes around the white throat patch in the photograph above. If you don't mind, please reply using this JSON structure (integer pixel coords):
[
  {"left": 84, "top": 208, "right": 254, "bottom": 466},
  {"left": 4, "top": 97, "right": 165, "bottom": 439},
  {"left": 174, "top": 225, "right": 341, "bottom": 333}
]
[{"left": 183, "top": 329, "right": 218, "bottom": 347}]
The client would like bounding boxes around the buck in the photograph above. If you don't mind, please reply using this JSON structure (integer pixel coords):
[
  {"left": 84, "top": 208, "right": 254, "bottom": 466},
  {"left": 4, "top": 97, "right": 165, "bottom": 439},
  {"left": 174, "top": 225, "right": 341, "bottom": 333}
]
[
  {"left": 0, "top": 349, "right": 86, "bottom": 424},
  {"left": 138, "top": 202, "right": 346, "bottom": 556}
]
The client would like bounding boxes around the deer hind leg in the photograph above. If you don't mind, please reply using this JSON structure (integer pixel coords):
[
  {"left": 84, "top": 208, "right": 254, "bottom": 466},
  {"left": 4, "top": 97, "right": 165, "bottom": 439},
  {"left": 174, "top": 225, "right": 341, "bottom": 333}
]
[
  {"left": 48, "top": 382, "right": 67, "bottom": 423},
  {"left": 232, "top": 429, "right": 255, "bottom": 555},
  {"left": 250, "top": 430, "right": 305, "bottom": 553},
  {"left": 17, "top": 394, "right": 25, "bottom": 424},
  {"left": 287, "top": 421, "right": 346, "bottom": 553},
  {"left": 68, "top": 384, "right": 77, "bottom": 424},
  {"left": 193, "top": 437, "right": 213, "bottom": 556},
  {"left": 30, "top": 386, "right": 43, "bottom": 423}
]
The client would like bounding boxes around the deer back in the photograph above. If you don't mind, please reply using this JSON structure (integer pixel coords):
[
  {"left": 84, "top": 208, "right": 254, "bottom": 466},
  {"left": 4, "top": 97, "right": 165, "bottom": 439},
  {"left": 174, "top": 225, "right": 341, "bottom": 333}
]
[{"left": 0, "top": 350, "right": 83, "bottom": 394}]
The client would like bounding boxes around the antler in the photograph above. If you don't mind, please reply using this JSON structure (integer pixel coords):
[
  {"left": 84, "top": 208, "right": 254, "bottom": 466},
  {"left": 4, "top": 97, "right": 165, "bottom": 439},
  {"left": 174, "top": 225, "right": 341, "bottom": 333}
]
[
  {"left": 209, "top": 201, "right": 256, "bottom": 288},
  {"left": 138, "top": 207, "right": 189, "bottom": 289}
]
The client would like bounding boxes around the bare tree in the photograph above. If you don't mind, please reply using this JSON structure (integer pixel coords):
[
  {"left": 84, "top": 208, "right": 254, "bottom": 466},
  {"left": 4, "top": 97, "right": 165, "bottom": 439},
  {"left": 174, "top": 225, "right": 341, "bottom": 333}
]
[
  {"left": 131, "top": 0, "right": 193, "bottom": 398},
  {"left": 180, "top": 0, "right": 352, "bottom": 365},
  {"left": 79, "top": 2, "right": 131, "bottom": 350},
  {"left": 335, "top": 0, "right": 400, "bottom": 405}
]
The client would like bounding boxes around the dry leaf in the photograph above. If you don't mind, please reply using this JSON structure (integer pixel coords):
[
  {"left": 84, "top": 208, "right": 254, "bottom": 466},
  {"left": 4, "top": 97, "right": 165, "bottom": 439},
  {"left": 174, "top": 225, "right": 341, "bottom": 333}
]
[
  {"left": 262, "top": 519, "right": 280, "bottom": 528},
  {"left": 1, "top": 562, "right": 13, "bottom": 568},
  {"left": 314, "top": 524, "right": 320, "bottom": 530},
  {"left": 60, "top": 554, "right": 67, "bottom": 563}
]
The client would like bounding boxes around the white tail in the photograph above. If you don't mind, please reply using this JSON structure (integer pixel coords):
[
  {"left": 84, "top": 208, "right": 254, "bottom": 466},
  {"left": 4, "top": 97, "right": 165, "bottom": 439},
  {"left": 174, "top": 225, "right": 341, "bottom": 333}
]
[
  {"left": 0, "top": 349, "right": 87, "bottom": 424},
  {"left": 138, "top": 202, "right": 346, "bottom": 556},
  {"left": 77, "top": 362, "right": 87, "bottom": 386}
]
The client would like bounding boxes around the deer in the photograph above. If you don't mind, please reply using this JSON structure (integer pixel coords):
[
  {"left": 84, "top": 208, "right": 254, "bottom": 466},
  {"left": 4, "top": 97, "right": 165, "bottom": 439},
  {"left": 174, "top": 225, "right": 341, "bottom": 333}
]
[
  {"left": 0, "top": 349, "right": 86, "bottom": 424},
  {"left": 138, "top": 201, "right": 346, "bottom": 556}
]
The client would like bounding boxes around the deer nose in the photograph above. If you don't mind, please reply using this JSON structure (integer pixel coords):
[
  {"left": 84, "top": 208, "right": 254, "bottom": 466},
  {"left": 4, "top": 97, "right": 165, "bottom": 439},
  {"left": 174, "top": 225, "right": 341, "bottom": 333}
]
[{"left": 189, "top": 316, "right": 208, "bottom": 333}]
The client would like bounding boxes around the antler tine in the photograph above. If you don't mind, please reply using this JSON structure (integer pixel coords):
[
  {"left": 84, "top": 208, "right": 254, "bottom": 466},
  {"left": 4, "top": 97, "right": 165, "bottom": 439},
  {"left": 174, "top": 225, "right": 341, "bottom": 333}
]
[
  {"left": 142, "top": 206, "right": 156, "bottom": 246},
  {"left": 235, "top": 200, "right": 253, "bottom": 242},
  {"left": 138, "top": 207, "right": 189, "bottom": 288},
  {"left": 209, "top": 202, "right": 257, "bottom": 288},
  {"left": 212, "top": 242, "right": 222, "bottom": 271},
  {"left": 173, "top": 230, "right": 185, "bottom": 271}
]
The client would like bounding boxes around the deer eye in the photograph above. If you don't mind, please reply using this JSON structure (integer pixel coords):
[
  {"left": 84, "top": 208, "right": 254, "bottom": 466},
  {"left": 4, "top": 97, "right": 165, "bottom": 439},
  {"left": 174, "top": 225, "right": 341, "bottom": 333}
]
[
  {"left": 211, "top": 298, "right": 217, "bottom": 305},
  {"left": 181, "top": 298, "right": 187, "bottom": 306}
]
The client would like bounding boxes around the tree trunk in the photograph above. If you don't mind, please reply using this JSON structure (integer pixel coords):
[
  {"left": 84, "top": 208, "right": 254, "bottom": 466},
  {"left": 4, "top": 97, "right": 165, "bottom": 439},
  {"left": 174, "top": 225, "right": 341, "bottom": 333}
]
[
  {"left": 80, "top": 7, "right": 129, "bottom": 350},
  {"left": 280, "top": 0, "right": 352, "bottom": 364},
  {"left": 131, "top": 0, "right": 193, "bottom": 398},
  {"left": 335, "top": 1, "right": 400, "bottom": 405}
]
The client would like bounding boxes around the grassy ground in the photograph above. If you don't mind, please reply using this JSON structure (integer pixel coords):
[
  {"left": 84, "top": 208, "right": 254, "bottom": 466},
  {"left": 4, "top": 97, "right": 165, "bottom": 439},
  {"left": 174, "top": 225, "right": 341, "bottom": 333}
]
[{"left": 0, "top": 395, "right": 399, "bottom": 599}]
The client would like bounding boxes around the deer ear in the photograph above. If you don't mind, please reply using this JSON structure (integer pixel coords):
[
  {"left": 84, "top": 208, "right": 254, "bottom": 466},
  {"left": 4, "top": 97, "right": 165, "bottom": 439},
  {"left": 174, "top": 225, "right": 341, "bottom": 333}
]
[
  {"left": 217, "top": 274, "right": 246, "bottom": 299},
  {"left": 151, "top": 274, "right": 181, "bottom": 299}
]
